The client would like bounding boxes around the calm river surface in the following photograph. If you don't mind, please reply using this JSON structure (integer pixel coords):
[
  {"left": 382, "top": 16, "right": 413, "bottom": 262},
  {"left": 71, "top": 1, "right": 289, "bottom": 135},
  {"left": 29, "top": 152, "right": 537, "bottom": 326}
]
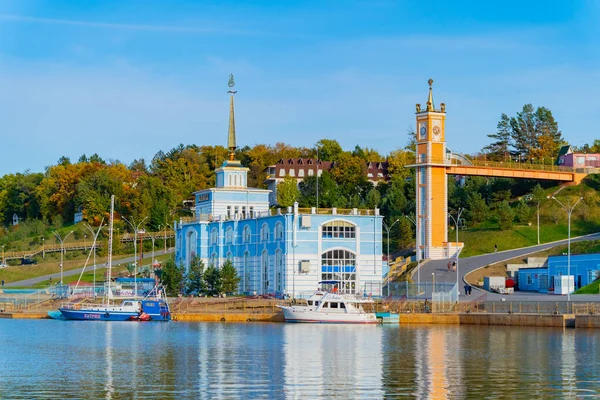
[{"left": 0, "top": 320, "right": 599, "bottom": 399}]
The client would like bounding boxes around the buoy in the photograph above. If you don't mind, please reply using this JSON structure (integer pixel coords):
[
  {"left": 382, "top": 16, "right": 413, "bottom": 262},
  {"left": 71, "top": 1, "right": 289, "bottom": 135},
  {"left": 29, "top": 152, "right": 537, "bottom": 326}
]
[{"left": 220, "top": 317, "right": 226, "bottom": 322}]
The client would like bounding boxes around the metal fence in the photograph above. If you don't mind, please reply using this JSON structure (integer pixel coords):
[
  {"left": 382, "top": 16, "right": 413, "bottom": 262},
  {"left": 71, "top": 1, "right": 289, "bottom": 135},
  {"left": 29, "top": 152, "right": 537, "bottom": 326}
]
[
  {"left": 482, "top": 301, "right": 600, "bottom": 315},
  {"left": 386, "top": 281, "right": 458, "bottom": 301}
]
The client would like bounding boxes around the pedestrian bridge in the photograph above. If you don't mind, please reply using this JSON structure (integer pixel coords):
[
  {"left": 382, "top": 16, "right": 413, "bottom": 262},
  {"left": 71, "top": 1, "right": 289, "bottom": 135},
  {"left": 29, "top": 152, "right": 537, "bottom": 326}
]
[{"left": 419, "top": 154, "right": 594, "bottom": 184}]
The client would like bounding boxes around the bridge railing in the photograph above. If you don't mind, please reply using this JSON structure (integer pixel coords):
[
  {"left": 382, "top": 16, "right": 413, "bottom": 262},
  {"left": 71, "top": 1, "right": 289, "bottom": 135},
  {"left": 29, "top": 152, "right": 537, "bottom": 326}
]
[{"left": 413, "top": 156, "right": 597, "bottom": 174}]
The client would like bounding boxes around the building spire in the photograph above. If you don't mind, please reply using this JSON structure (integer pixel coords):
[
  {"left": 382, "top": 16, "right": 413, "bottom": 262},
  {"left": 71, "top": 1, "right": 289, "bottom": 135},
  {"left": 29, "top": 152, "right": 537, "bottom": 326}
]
[
  {"left": 227, "top": 73, "right": 237, "bottom": 161},
  {"left": 426, "top": 78, "right": 434, "bottom": 112}
]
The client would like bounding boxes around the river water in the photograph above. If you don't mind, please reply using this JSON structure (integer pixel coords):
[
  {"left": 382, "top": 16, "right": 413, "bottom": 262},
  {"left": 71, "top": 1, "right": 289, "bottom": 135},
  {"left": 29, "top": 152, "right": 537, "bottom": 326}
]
[{"left": 0, "top": 320, "right": 598, "bottom": 399}]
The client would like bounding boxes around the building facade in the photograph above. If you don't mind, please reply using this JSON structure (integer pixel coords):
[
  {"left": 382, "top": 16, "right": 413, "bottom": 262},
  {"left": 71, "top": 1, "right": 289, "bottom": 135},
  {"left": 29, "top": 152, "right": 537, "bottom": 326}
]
[
  {"left": 174, "top": 76, "right": 384, "bottom": 297},
  {"left": 556, "top": 145, "right": 600, "bottom": 168},
  {"left": 517, "top": 253, "right": 600, "bottom": 293},
  {"left": 264, "top": 158, "right": 389, "bottom": 206}
]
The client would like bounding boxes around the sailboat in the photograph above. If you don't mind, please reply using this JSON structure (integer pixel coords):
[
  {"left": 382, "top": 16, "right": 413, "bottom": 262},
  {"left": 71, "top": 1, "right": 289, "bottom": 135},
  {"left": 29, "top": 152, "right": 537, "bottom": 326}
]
[{"left": 56, "top": 195, "right": 171, "bottom": 322}]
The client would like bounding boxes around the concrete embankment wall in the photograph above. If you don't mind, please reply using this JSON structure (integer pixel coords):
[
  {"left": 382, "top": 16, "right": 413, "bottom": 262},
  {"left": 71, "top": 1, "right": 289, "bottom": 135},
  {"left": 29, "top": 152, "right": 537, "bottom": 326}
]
[
  {"left": 575, "top": 315, "right": 600, "bottom": 328},
  {"left": 173, "top": 312, "right": 284, "bottom": 323},
  {"left": 0, "top": 312, "right": 48, "bottom": 319},
  {"left": 400, "top": 313, "right": 576, "bottom": 328}
]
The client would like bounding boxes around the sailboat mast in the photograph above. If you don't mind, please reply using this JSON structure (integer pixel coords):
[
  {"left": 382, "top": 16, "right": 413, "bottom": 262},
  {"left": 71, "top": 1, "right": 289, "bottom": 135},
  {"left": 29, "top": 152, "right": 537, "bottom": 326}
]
[{"left": 105, "top": 195, "right": 115, "bottom": 303}]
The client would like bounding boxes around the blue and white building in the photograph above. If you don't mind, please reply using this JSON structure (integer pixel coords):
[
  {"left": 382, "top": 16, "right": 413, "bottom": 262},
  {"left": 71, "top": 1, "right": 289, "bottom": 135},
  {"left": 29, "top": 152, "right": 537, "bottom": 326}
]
[
  {"left": 517, "top": 253, "right": 600, "bottom": 293},
  {"left": 174, "top": 77, "right": 384, "bottom": 297}
]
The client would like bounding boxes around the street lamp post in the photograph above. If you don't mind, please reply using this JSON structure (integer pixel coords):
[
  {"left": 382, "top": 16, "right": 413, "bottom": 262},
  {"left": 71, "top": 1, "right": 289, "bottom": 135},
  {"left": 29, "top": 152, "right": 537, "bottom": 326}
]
[
  {"left": 53, "top": 230, "right": 74, "bottom": 285},
  {"left": 122, "top": 216, "right": 148, "bottom": 298},
  {"left": 382, "top": 219, "right": 400, "bottom": 297},
  {"left": 85, "top": 221, "right": 105, "bottom": 299},
  {"left": 551, "top": 196, "right": 583, "bottom": 302},
  {"left": 42, "top": 238, "right": 45, "bottom": 259},
  {"left": 447, "top": 208, "right": 464, "bottom": 295},
  {"left": 150, "top": 235, "right": 156, "bottom": 264}
]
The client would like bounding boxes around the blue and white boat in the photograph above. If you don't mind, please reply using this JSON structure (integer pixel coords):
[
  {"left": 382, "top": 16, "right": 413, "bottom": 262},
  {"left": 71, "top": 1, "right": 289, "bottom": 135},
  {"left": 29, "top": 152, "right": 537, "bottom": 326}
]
[
  {"left": 55, "top": 195, "right": 171, "bottom": 322},
  {"left": 58, "top": 287, "right": 170, "bottom": 321}
]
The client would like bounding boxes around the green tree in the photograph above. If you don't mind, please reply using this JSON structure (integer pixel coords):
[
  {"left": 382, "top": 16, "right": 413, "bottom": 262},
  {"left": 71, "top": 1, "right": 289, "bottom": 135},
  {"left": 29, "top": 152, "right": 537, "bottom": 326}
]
[
  {"left": 396, "top": 218, "right": 414, "bottom": 249},
  {"left": 365, "top": 188, "right": 381, "bottom": 209},
  {"left": 387, "top": 149, "right": 414, "bottom": 181},
  {"left": 515, "top": 200, "right": 531, "bottom": 223},
  {"left": 484, "top": 113, "right": 512, "bottom": 161},
  {"left": 496, "top": 200, "right": 515, "bottom": 230},
  {"left": 186, "top": 255, "right": 206, "bottom": 295},
  {"left": 316, "top": 139, "right": 344, "bottom": 162},
  {"left": 221, "top": 260, "right": 240, "bottom": 295},
  {"left": 204, "top": 264, "right": 223, "bottom": 296},
  {"left": 466, "top": 192, "right": 488, "bottom": 223},
  {"left": 276, "top": 175, "right": 300, "bottom": 207},
  {"left": 161, "top": 259, "right": 185, "bottom": 296}
]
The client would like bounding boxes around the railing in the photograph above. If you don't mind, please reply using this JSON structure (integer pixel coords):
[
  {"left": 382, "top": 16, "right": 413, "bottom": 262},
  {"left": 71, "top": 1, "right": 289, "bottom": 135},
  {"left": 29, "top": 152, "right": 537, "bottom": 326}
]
[
  {"left": 3, "top": 231, "right": 174, "bottom": 261},
  {"left": 412, "top": 156, "right": 597, "bottom": 174},
  {"left": 179, "top": 208, "right": 378, "bottom": 225},
  {"left": 171, "top": 297, "right": 285, "bottom": 314}
]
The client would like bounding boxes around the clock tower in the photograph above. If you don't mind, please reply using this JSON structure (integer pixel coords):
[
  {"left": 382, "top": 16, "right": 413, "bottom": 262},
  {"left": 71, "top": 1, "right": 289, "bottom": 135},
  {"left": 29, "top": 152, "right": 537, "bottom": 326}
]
[{"left": 414, "top": 79, "right": 448, "bottom": 260}]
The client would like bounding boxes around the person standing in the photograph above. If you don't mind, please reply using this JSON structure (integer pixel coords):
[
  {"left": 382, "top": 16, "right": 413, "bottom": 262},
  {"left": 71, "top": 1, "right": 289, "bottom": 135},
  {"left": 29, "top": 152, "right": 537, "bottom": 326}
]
[
  {"left": 494, "top": 244, "right": 498, "bottom": 253},
  {"left": 464, "top": 284, "right": 469, "bottom": 296},
  {"left": 468, "top": 285, "right": 473, "bottom": 296}
]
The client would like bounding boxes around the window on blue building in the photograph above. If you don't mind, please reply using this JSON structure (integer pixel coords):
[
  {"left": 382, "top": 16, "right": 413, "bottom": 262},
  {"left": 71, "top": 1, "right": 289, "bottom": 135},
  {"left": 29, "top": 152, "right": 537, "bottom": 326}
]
[
  {"left": 244, "top": 252, "right": 250, "bottom": 292},
  {"left": 276, "top": 249, "right": 283, "bottom": 293},
  {"left": 321, "top": 249, "right": 356, "bottom": 294},
  {"left": 211, "top": 228, "right": 218, "bottom": 245},
  {"left": 322, "top": 220, "right": 356, "bottom": 239},
  {"left": 226, "top": 227, "right": 233, "bottom": 244},
  {"left": 243, "top": 226, "right": 251, "bottom": 243},
  {"left": 261, "top": 224, "right": 269, "bottom": 242},
  {"left": 226, "top": 251, "right": 232, "bottom": 262},
  {"left": 275, "top": 223, "right": 283, "bottom": 240},
  {"left": 210, "top": 253, "right": 217, "bottom": 267},
  {"left": 527, "top": 275, "right": 533, "bottom": 285}
]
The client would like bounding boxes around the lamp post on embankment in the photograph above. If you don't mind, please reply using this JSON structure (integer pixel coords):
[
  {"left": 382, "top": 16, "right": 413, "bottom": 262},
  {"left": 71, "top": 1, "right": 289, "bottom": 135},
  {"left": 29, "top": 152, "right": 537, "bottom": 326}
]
[
  {"left": 551, "top": 196, "right": 583, "bottom": 302},
  {"left": 382, "top": 219, "right": 400, "bottom": 297},
  {"left": 122, "top": 216, "right": 148, "bottom": 298},
  {"left": 447, "top": 208, "right": 464, "bottom": 293},
  {"left": 53, "top": 230, "right": 73, "bottom": 285}
]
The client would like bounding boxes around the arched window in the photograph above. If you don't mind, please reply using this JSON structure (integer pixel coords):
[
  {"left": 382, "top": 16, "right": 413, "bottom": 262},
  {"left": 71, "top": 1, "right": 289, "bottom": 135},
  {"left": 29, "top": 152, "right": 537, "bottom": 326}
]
[
  {"left": 244, "top": 251, "right": 250, "bottom": 292},
  {"left": 211, "top": 227, "right": 218, "bottom": 245},
  {"left": 322, "top": 220, "right": 356, "bottom": 239},
  {"left": 275, "top": 222, "right": 283, "bottom": 240},
  {"left": 243, "top": 226, "right": 251, "bottom": 243},
  {"left": 210, "top": 252, "right": 218, "bottom": 267},
  {"left": 262, "top": 250, "right": 269, "bottom": 294},
  {"left": 321, "top": 249, "right": 356, "bottom": 294},
  {"left": 226, "top": 227, "right": 233, "bottom": 244},
  {"left": 226, "top": 251, "right": 233, "bottom": 262},
  {"left": 275, "top": 249, "right": 283, "bottom": 293},
  {"left": 261, "top": 223, "right": 269, "bottom": 242}
]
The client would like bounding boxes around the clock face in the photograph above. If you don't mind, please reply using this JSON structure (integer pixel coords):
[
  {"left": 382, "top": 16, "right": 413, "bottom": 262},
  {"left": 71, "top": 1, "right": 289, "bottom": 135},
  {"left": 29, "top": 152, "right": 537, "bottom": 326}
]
[
  {"left": 419, "top": 125, "right": 427, "bottom": 139},
  {"left": 432, "top": 126, "right": 441, "bottom": 140}
]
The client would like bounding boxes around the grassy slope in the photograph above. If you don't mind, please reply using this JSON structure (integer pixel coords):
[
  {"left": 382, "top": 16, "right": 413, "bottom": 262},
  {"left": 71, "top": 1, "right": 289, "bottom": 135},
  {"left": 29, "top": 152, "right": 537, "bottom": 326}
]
[{"left": 458, "top": 219, "right": 598, "bottom": 258}]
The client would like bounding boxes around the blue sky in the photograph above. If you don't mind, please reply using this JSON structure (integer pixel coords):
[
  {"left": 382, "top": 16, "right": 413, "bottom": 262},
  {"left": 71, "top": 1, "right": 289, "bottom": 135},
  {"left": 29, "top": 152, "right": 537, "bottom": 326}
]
[{"left": 0, "top": 0, "right": 599, "bottom": 175}]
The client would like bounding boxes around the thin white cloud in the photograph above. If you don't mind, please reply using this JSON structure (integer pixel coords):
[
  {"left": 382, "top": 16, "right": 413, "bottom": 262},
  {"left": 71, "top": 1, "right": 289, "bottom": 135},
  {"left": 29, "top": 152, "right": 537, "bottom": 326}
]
[{"left": 0, "top": 13, "right": 265, "bottom": 36}]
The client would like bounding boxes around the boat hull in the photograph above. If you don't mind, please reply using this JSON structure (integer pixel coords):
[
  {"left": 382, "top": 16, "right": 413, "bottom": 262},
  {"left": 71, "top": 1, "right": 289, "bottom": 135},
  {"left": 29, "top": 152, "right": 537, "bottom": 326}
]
[
  {"left": 279, "top": 306, "right": 378, "bottom": 324},
  {"left": 58, "top": 298, "right": 171, "bottom": 322}
]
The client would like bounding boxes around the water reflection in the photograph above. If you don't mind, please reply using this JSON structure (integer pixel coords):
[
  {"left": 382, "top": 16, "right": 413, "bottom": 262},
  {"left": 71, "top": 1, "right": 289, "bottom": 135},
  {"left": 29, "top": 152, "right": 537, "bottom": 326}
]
[
  {"left": 0, "top": 320, "right": 600, "bottom": 398},
  {"left": 282, "top": 324, "right": 383, "bottom": 398}
]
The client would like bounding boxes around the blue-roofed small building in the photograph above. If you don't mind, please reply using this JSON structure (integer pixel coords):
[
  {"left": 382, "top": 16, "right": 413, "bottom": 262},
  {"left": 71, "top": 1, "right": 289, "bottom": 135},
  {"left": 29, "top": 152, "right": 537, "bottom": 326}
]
[
  {"left": 174, "top": 76, "right": 384, "bottom": 298},
  {"left": 517, "top": 253, "right": 600, "bottom": 294}
]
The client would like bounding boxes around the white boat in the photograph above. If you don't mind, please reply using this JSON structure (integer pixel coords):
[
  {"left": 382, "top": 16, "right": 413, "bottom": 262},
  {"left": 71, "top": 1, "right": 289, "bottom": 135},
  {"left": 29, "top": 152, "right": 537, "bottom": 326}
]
[{"left": 278, "top": 291, "right": 378, "bottom": 324}]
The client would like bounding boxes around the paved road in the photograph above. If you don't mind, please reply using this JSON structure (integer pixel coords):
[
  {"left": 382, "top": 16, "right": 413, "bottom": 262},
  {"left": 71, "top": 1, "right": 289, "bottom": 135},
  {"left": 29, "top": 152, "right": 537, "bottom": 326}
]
[
  {"left": 413, "top": 233, "right": 600, "bottom": 302},
  {"left": 5, "top": 249, "right": 173, "bottom": 287}
]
